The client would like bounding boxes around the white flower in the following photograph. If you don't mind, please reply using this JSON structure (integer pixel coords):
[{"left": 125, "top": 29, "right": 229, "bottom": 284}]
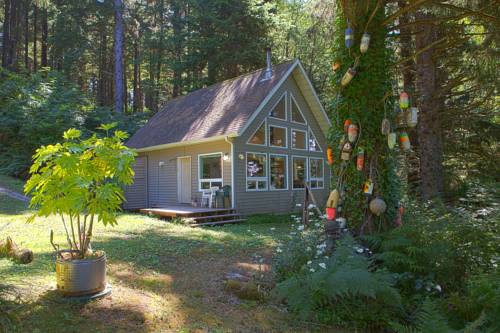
[
  {"left": 276, "top": 248, "right": 283, "bottom": 253},
  {"left": 316, "top": 250, "right": 323, "bottom": 256},
  {"left": 435, "top": 285, "right": 442, "bottom": 292},
  {"left": 306, "top": 246, "right": 312, "bottom": 252},
  {"left": 297, "top": 225, "right": 305, "bottom": 231},
  {"left": 270, "top": 227, "right": 275, "bottom": 231},
  {"left": 319, "top": 263, "right": 326, "bottom": 269},
  {"left": 308, "top": 204, "right": 316, "bottom": 210},
  {"left": 309, "top": 268, "right": 315, "bottom": 273},
  {"left": 324, "top": 256, "right": 329, "bottom": 259},
  {"left": 307, "top": 260, "right": 312, "bottom": 265},
  {"left": 315, "top": 223, "right": 321, "bottom": 227}
]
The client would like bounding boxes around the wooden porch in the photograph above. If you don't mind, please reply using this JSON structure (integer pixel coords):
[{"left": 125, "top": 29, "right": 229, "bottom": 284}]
[{"left": 139, "top": 205, "right": 246, "bottom": 227}]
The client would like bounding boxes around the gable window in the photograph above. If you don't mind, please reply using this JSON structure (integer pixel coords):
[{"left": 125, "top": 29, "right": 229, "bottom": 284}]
[
  {"left": 291, "top": 95, "right": 306, "bottom": 124},
  {"left": 269, "top": 93, "right": 286, "bottom": 120},
  {"left": 246, "top": 153, "right": 267, "bottom": 191},
  {"left": 248, "top": 121, "right": 266, "bottom": 145},
  {"left": 199, "top": 153, "right": 223, "bottom": 190},
  {"left": 292, "top": 129, "right": 307, "bottom": 150},
  {"left": 269, "top": 154, "right": 288, "bottom": 190},
  {"left": 292, "top": 156, "right": 307, "bottom": 189},
  {"left": 269, "top": 126, "right": 287, "bottom": 148},
  {"left": 309, "top": 158, "right": 324, "bottom": 189},
  {"left": 308, "top": 129, "right": 322, "bottom": 152}
]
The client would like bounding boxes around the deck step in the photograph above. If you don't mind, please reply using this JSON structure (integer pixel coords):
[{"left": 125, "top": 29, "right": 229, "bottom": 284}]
[
  {"left": 190, "top": 219, "right": 247, "bottom": 227},
  {"left": 193, "top": 213, "right": 240, "bottom": 221}
]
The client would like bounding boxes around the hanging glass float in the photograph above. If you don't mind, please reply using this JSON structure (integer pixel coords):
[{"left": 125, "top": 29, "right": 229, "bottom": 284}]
[
  {"left": 331, "top": 61, "right": 341, "bottom": 73},
  {"left": 399, "top": 92, "right": 410, "bottom": 109},
  {"left": 406, "top": 107, "right": 418, "bottom": 128},
  {"left": 363, "top": 179, "right": 374, "bottom": 196},
  {"left": 388, "top": 132, "right": 396, "bottom": 149},
  {"left": 327, "top": 147, "right": 334, "bottom": 165},
  {"left": 326, "top": 189, "right": 340, "bottom": 220},
  {"left": 399, "top": 132, "right": 411, "bottom": 151},
  {"left": 341, "top": 142, "right": 352, "bottom": 161},
  {"left": 369, "top": 197, "right": 387, "bottom": 216},
  {"left": 360, "top": 32, "right": 370, "bottom": 54},
  {"left": 381, "top": 118, "right": 391, "bottom": 135},
  {"left": 345, "top": 22, "right": 354, "bottom": 48},
  {"left": 356, "top": 148, "right": 364, "bottom": 171},
  {"left": 341, "top": 68, "right": 356, "bottom": 87},
  {"left": 343, "top": 119, "right": 352, "bottom": 133},
  {"left": 394, "top": 204, "right": 404, "bottom": 227},
  {"left": 395, "top": 107, "right": 407, "bottom": 128},
  {"left": 347, "top": 124, "right": 358, "bottom": 143}
]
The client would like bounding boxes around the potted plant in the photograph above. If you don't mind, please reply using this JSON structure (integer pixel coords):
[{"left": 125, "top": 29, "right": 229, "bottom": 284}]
[{"left": 25, "top": 123, "right": 136, "bottom": 296}]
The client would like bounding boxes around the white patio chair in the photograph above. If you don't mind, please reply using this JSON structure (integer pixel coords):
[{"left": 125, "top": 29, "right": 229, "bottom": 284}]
[{"left": 201, "top": 186, "right": 219, "bottom": 208}]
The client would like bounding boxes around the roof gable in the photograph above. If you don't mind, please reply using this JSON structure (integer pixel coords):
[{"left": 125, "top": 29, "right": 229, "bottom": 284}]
[{"left": 127, "top": 60, "right": 330, "bottom": 151}]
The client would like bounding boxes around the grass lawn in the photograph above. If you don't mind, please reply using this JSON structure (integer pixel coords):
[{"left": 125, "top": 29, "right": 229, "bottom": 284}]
[{"left": 0, "top": 176, "right": 338, "bottom": 333}]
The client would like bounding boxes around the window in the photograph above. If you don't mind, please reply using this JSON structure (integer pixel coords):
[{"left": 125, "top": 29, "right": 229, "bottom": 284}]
[
  {"left": 248, "top": 121, "right": 266, "bottom": 145},
  {"left": 246, "top": 153, "right": 267, "bottom": 191},
  {"left": 308, "top": 130, "right": 322, "bottom": 152},
  {"left": 291, "top": 95, "right": 306, "bottom": 124},
  {"left": 269, "top": 126, "right": 287, "bottom": 147},
  {"left": 292, "top": 129, "right": 307, "bottom": 150},
  {"left": 309, "top": 158, "right": 324, "bottom": 189},
  {"left": 269, "top": 155, "right": 287, "bottom": 190},
  {"left": 199, "top": 153, "right": 223, "bottom": 190},
  {"left": 269, "top": 93, "right": 286, "bottom": 120},
  {"left": 292, "top": 156, "right": 307, "bottom": 189}
]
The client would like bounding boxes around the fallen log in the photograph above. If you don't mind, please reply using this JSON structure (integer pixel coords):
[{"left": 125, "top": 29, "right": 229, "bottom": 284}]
[{"left": 0, "top": 237, "right": 33, "bottom": 264}]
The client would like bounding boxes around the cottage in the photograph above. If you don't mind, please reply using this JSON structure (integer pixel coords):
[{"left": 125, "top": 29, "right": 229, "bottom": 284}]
[{"left": 125, "top": 56, "right": 331, "bottom": 219}]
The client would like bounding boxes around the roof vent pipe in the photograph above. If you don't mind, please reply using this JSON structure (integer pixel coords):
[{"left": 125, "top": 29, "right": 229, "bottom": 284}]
[{"left": 262, "top": 47, "right": 273, "bottom": 81}]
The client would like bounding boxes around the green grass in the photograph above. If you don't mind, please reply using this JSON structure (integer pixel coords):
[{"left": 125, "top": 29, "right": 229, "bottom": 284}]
[{"left": 0, "top": 176, "right": 339, "bottom": 333}]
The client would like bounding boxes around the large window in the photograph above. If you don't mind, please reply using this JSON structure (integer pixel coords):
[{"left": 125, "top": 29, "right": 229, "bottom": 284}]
[
  {"left": 308, "top": 130, "right": 321, "bottom": 152},
  {"left": 269, "top": 154, "right": 287, "bottom": 190},
  {"left": 291, "top": 95, "right": 306, "bottom": 124},
  {"left": 292, "top": 129, "right": 307, "bottom": 150},
  {"left": 269, "top": 126, "right": 287, "bottom": 148},
  {"left": 292, "top": 156, "right": 307, "bottom": 189},
  {"left": 246, "top": 153, "right": 267, "bottom": 191},
  {"left": 248, "top": 121, "right": 266, "bottom": 145},
  {"left": 309, "top": 158, "right": 324, "bottom": 189},
  {"left": 199, "top": 153, "right": 223, "bottom": 190},
  {"left": 269, "top": 93, "right": 286, "bottom": 120}
]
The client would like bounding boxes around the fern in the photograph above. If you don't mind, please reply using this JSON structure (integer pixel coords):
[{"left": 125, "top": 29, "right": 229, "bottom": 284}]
[{"left": 391, "top": 299, "right": 457, "bottom": 333}]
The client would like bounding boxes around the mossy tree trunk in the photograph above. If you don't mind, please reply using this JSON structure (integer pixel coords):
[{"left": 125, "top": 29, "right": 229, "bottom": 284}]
[{"left": 329, "top": 1, "right": 400, "bottom": 232}]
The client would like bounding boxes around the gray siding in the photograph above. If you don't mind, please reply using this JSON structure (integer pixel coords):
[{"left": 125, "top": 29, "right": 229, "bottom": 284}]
[
  {"left": 124, "top": 156, "right": 148, "bottom": 210},
  {"left": 127, "top": 140, "right": 231, "bottom": 208},
  {"left": 232, "top": 75, "right": 330, "bottom": 215}
]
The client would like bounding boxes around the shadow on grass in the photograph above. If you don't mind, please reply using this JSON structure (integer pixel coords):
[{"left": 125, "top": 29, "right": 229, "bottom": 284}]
[{"left": 0, "top": 195, "right": 29, "bottom": 215}]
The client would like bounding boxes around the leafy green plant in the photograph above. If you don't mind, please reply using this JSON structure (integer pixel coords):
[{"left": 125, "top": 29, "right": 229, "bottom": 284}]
[
  {"left": 24, "top": 124, "right": 136, "bottom": 258},
  {"left": 274, "top": 235, "right": 402, "bottom": 331}
]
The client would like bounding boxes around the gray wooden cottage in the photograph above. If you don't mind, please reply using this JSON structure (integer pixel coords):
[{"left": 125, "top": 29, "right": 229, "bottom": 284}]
[{"left": 124, "top": 59, "right": 331, "bottom": 218}]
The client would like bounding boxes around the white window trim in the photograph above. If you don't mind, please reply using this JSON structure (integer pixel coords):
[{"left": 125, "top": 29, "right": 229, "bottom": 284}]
[
  {"left": 245, "top": 152, "right": 268, "bottom": 192},
  {"left": 198, "top": 152, "right": 223, "bottom": 191},
  {"left": 268, "top": 91, "right": 287, "bottom": 121},
  {"left": 292, "top": 155, "right": 308, "bottom": 190},
  {"left": 291, "top": 128, "right": 308, "bottom": 151},
  {"left": 269, "top": 124, "right": 288, "bottom": 148},
  {"left": 246, "top": 119, "right": 267, "bottom": 147},
  {"left": 269, "top": 154, "right": 288, "bottom": 191},
  {"left": 308, "top": 127, "right": 323, "bottom": 152},
  {"left": 309, "top": 157, "right": 325, "bottom": 189},
  {"left": 290, "top": 94, "right": 307, "bottom": 125}
]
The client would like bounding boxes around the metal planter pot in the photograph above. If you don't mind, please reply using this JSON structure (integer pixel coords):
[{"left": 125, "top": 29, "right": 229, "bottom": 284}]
[{"left": 56, "top": 250, "right": 107, "bottom": 296}]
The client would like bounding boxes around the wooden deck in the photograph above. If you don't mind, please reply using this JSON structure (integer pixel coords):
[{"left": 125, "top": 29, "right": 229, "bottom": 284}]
[{"left": 139, "top": 205, "right": 246, "bottom": 226}]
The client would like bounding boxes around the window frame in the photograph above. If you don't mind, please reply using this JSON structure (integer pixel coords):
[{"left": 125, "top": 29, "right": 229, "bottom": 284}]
[
  {"left": 308, "top": 127, "right": 323, "bottom": 152},
  {"left": 291, "top": 128, "right": 308, "bottom": 151},
  {"left": 292, "top": 155, "right": 308, "bottom": 190},
  {"left": 246, "top": 119, "right": 267, "bottom": 147},
  {"left": 269, "top": 154, "right": 288, "bottom": 191},
  {"left": 198, "top": 152, "right": 224, "bottom": 191},
  {"left": 245, "top": 152, "right": 268, "bottom": 192},
  {"left": 309, "top": 157, "right": 325, "bottom": 189},
  {"left": 268, "top": 124, "right": 288, "bottom": 148},
  {"left": 268, "top": 92, "right": 288, "bottom": 121},
  {"left": 290, "top": 94, "right": 307, "bottom": 125}
]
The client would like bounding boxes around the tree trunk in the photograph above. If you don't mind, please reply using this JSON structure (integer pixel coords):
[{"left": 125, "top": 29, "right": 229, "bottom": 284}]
[
  {"left": 33, "top": 3, "right": 38, "bottom": 71},
  {"left": 132, "top": 26, "right": 143, "bottom": 112},
  {"left": 113, "top": 0, "right": 124, "bottom": 113},
  {"left": 24, "top": 0, "right": 29, "bottom": 70},
  {"left": 171, "top": 0, "right": 182, "bottom": 98},
  {"left": 2, "top": 0, "right": 11, "bottom": 68},
  {"left": 10, "top": 0, "right": 20, "bottom": 70},
  {"left": 415, "top": 12, "right": 444, "bottom": 200},
  {"left": 41, "top": 6, "right": 47, "bottom": 67}
]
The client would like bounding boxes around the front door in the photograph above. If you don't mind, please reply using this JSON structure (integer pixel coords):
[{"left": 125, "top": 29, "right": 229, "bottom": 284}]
[{"left": 177, "top": 156, "right": 192, "bottom": 204}]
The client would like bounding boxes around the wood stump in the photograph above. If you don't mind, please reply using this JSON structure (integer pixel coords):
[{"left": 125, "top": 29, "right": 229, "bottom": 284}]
[{"left": 0, "top": 237, "right": 33, "bottom": 264}]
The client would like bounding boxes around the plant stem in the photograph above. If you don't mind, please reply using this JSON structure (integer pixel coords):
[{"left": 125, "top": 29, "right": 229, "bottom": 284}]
[
  {"left": 60, "top": 213, "right": 74, "bottom": 250},
  {"left": 83, "top": 214, "right": 95, "bottom": 255},
  {"left": 77, "top": 215, "right": 82, "bottom": 258},
  {"left": 82, "top": 214, "right": 87, "bottom": 255},
  {"left": 69, "top": 214, "right": 78, "bottom": 254}
]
